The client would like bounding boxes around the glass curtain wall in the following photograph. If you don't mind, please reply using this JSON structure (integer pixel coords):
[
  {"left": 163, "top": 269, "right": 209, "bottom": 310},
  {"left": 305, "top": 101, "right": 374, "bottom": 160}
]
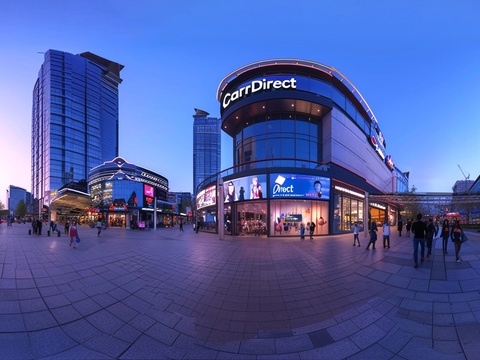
[
  {"left": 235, "top": 113, "right": 320, "bottom": 168},
  {"left": 333, "top": 193, "right": 364, "bottom": 233}
]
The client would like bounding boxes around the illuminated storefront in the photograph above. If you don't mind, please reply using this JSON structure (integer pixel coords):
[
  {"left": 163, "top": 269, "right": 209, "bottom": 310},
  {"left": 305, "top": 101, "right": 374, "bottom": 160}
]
[
  {"left": 196, "top": 59, "right": 408, "bottom": 237},
  {"left": 88, "top": 157, "right": 170, "bottom": 228}
]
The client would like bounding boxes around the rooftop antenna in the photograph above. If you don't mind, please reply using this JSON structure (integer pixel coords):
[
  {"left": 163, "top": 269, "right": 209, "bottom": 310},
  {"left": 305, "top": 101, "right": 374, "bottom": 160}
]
[{"left": 457, "top": 164, "right": 470, "bottom": 180}]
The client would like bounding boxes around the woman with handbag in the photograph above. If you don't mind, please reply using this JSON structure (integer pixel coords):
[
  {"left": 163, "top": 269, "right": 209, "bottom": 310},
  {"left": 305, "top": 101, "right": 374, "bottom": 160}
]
[{"left": 69, "top": 220, "right": 79, "bottom": 249}]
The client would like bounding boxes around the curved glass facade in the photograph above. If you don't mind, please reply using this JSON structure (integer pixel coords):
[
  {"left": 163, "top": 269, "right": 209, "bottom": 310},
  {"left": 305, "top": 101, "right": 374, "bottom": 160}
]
[
  {"left": 196, "top": 59, "right": 408, "bottom": 237},
  {"left": 88, "top": 157, "right": 170, "bottom": 228},
  {"left": 235, "top": 113, "right": 320, "bottom": 167}
]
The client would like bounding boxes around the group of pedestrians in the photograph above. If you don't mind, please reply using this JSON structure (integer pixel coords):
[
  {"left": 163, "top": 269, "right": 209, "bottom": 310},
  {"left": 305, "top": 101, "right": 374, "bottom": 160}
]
[
  {"left": 410, "top": 214, "right": 465, "bottom": 267},
  {"left": 363, "top": 220, "right": 391, "bottom": 250},
  {"left": 356, "top": 215, "right": 467, "bottom": 267}
]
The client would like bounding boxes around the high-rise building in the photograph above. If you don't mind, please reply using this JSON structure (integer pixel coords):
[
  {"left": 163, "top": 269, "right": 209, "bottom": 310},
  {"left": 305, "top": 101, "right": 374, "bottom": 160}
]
[
  {"left": 31, "top": 50, "right": 124, "bottom": 218},
  {"left": 7, "top": 185, "right": 26, "bottom": 215},
  {"left": 192, "top": 108, "right": 221, "bottom": 195}
]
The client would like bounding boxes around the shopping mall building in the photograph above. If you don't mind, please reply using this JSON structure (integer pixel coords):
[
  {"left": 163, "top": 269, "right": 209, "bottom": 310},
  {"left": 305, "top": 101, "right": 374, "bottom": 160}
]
[{"left": 196, "top": 59, "right": 408, "bottom": 237}]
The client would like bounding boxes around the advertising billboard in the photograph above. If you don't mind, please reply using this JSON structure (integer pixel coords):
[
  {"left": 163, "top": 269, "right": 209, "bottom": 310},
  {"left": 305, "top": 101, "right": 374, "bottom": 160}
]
[
  {"left": 223, "top": 174, "right": 267, "bottom": 203},
  {"left": 270, "top": 174, "right": 330, "bottom": 200},
  {"left": 196, "top": 185, "right": 216, "bottom": 210},
  {"left": 143, "top": 184, "right": 155, "bottom": 209}
]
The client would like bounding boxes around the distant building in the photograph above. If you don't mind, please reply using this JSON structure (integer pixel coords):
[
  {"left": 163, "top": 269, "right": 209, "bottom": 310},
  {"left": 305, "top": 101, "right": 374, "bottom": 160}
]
[
  {"left": 7, "top": 185, "right": 26, "bottom": 216},
  {"left": 31, "top": 49, "right": 124, "bottom": 219},
  {"left": 452, "top": 180, "right": 474, "bottom": 194},
  {"left": 168, "top": 192, "right": 194, "bottom": 218},
  {"left": 88, "top": 157, "right": 169, "bottom": 229},
  {"left": 193, "top": 109, "right": 221, "bottom": 196}
]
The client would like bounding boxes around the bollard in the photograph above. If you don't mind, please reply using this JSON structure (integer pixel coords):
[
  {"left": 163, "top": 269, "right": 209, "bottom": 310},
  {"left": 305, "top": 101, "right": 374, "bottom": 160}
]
[
  {"left": 47, "top": 230, "right": 50, "bottom": 236},
  {"left": 29, "top": 229, "right": 31, "bottom": 235},
  {"left": 57, "top": 230, "right": 61, "bottom": 237}
]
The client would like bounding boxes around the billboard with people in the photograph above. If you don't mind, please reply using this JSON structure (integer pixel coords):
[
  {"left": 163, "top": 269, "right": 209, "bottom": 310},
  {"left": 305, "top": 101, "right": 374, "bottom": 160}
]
[
  {"left": 223, "top": 175, "right": 267, "bottom": 203},
  {"left": 270, "top": 173, "right": 330, "bottom": 200}
]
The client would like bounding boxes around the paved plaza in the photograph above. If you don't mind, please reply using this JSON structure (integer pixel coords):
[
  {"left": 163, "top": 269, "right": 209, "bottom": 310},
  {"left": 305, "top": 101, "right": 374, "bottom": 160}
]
[{"left": 1, "top": 223, "right": 480, "bottom": 359}]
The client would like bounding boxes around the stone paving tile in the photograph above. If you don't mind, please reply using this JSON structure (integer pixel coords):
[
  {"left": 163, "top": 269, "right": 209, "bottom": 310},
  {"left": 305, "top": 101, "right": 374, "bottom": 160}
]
[
  {"left": 145, "top": 321, "right": 181, "bottom": 346},
  {"left": 327, "top": 319, "right": 361, "bottom": 341},
  {"left": 350, "top": 323, "right": 387, "bottom": 350},
  {"left": 86, "top": 309, "right": 126, "bottom": 334},
  {"left": 299, "top": 338, "right": 359, "bottom": 360},
  {"left": 119, "top": 334, "right": 187, "bottom": 360},
  {"left": 377, "top": 328, "right": 412, "bottom": 354},
  {"left": 28, "top": 327, "right": 77, "bottom": 358},
  {"left": 3, "top": 227, "right": 480, "bottom": 358},
  {"left": 274, "top": 334, "right": 314, "bottom": 353},
  {"left": 347, "top": 343, "right": 395, "bottom": 360},
  {"left": 23, "top": 310, "right": 58, "bottom": 331},
  {"left": 41, "top": 345, "right": 112, "bottom": 359},
  {"left": 239, "top": 338, "right": 276, "bottom": 355},
  {"left": 83, "top": 333, "right": 130, "bottom": 358},
  {"left": 0, "top": 333, "right": 32, "bottom": 359},
  {"left": 72, "top": 297, "right": 103, "bottom": 316},
  {"left": 50, "top": 304, "right": 83, "bottom": 324},
  {"left": 61, "top": 319, "right": 101, "bottom": 343}
]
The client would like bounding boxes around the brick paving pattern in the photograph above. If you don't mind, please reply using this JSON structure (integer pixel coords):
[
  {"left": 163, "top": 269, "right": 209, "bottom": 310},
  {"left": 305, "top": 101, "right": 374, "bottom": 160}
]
[{"left": 1, "top": 223, "right": 479, "bottom": 359}]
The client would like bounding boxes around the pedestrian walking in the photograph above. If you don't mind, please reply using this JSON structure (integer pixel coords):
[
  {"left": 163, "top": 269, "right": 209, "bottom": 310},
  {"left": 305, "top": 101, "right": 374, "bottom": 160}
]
[
  {"left": 382, "top": 220, "right": 390, "bottom": 248},
  {"left": 309, "top": 221, "right": 316, "bottom": 239},
  {"left": 37, "top": 219, "right": 42, "bottom": 235},
  {"left": 440, "top": 219, "right": 450, "bottom": 254},
  {"left": 96, "top": 220, "right": 102, "bottom": 236},
  {"left": 300, "top": 223, "right": 305, "bottom": 240},
  {"left": 426, "top": 218, "right": 437, "bottom": 257},
  {"left": 406, "top": 219, "right": 412, "bottom": 238},
  {"left": 366, "top": 220, "right": 378, "bottom": 250},
  {"left": 412, "top": 213, "right": 427, "bottom": 268},
  {"left": 64, "top": 220, "right": 70, "bottom": 235},
  {"left": 179, "top": 219, "right": 183, "bottom": 231},
  {"left": 69, "top": 221, "right": 79, "bottom": 249},
  {"left": 196, "top": 220, "right": 200, "bottom": 233},
  {"left": 397, "top": 219, "right": 403, "bottom": 236},
  {"left": 450, "top": 220, "right": 464, "bottom": 262},
  {"left": 353, "top": 222, "right": 361, "bottom": 247}
]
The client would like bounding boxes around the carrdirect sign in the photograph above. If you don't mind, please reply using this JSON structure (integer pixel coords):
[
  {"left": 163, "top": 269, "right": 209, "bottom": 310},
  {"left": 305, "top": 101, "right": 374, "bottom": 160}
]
[
  {"left": 270, "top": 174, "right": 330, "bottom": 200},
  {"left": 222, "top": 77, "right": 297, "bottom": 109}
]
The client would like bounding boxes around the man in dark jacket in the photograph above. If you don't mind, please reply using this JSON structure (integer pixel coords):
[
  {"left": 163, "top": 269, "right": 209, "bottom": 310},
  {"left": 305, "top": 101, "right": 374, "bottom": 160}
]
[{"left": 412, "top": 213, "right": 428, "bottom": 268}]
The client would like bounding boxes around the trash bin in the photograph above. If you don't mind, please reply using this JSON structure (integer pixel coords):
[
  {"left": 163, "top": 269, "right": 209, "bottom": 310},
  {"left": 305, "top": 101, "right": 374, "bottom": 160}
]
[{"left": 57, "top": 231, "right": 61, "bottom": 237}]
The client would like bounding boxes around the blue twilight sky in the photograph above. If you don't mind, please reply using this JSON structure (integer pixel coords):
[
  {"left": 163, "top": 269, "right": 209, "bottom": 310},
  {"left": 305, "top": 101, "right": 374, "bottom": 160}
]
[{"left": 1, "top": 0, "right": 480, "bottom": 207}]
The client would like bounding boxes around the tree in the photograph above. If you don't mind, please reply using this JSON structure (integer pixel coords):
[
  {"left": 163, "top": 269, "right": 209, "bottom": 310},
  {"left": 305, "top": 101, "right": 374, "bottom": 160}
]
[
  {"left": 15, "top": 200, "right": 27, "bottom": 218},
  {"left": 0, "top": 199, "right": 4, "bottom": 210}
]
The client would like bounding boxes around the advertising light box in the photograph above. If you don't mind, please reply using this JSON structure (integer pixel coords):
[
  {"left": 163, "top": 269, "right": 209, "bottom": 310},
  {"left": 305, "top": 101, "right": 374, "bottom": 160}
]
[
  {"left": 196, "top": 185, "right": 216, "bottom": 210},
  {"left": 270, "top": 174, "right": 330, "bottom": 200},
  {"left": 223, "top": 174, "right": 267, "bottom": 203},
  {"left": 143, "top": 184, "right": 155, "bottom": 209}
]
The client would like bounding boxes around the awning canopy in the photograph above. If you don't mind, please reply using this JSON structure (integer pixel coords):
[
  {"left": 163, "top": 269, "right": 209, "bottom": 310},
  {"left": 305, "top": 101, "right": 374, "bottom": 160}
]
[{"left": 49, "top": 188, "right": 92, "bottom": 216}]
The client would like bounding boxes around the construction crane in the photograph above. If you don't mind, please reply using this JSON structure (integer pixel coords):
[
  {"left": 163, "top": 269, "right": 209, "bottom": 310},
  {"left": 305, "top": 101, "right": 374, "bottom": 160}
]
[{"left": 458, "top": 164, "right": 470, "bottom": 180}]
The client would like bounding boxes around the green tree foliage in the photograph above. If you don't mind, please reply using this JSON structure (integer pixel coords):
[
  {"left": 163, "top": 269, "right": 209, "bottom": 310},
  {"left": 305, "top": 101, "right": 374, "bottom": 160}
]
[
  {"left": 15, "top": 200, "right": 27, "bottom": 218},
  {"left": 0, "top": 199, "right": 4, "bottom": 210}
]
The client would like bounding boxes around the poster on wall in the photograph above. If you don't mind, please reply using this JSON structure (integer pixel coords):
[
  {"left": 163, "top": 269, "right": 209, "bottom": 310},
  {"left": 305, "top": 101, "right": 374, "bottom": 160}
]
[
  {"left": 223, "top": 174, "right": 267, "bottom": 203},
  {"left": 270, "top": 173, "right": 330, "bottom": 200},
  {"left": 196, "top": 185, "right": 216, "bottom": 210}
]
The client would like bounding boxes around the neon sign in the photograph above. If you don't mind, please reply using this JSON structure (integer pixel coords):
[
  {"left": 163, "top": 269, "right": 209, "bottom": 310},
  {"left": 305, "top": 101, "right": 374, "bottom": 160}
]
[{"left": 222, "top": 78, "right": 297, "bottom": 108}]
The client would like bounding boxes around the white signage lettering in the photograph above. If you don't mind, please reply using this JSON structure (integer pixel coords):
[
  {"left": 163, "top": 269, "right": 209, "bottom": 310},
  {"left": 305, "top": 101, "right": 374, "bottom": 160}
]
[
  {"left": 222, "top": 78, "right": 297, "bottom": 108},
  {"left": 272, "top": 183, "right": 294, "bottom": 195}
]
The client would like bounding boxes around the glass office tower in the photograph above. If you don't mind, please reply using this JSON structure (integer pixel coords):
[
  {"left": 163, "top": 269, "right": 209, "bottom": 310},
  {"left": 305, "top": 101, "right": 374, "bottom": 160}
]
[
  {"left": 31, "top": 50, "right": 124, "bottom": 218},
  {"left": 192, "top": 108, "right": 221, "bottom": 195}
]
